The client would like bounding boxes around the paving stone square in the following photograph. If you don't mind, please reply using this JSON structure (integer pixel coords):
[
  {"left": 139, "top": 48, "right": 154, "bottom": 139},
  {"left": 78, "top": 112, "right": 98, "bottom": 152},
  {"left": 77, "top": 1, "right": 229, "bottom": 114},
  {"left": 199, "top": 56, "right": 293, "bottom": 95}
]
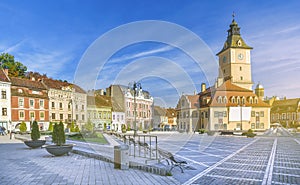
[{"left": 1, "top": 133, "right": 300, "bottom": 184}]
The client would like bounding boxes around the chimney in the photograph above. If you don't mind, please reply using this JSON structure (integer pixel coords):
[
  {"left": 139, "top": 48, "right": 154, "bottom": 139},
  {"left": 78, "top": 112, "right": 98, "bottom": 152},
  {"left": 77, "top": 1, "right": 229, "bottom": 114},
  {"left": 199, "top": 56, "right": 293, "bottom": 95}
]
[{"left": 201, "top": 83, "right": 206, "bottom": 93}]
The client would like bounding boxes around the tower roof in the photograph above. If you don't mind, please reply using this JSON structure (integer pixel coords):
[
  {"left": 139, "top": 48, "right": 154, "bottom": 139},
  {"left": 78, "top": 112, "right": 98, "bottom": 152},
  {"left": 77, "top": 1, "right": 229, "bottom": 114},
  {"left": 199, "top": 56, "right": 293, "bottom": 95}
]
[{"left": 217, "top": 16, "right": 253, "bottom": 55}]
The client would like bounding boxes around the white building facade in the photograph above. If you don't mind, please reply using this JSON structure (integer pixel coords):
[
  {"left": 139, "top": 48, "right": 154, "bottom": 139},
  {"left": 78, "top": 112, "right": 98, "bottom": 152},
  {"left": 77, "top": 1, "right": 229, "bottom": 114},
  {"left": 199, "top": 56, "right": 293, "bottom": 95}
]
[{"left": 0, "top": 69, "right": 11, "bottom": 131}]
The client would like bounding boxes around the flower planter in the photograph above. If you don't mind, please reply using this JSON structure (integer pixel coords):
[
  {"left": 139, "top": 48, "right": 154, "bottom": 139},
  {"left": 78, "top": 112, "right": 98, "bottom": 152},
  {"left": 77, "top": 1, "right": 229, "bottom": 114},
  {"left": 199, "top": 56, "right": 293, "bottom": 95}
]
[
  {"left": 45, "top": 144, "right": 73, "bottom": 156},
  {"left": 24, "top": 140, "right": 46, "bottom": 148}
]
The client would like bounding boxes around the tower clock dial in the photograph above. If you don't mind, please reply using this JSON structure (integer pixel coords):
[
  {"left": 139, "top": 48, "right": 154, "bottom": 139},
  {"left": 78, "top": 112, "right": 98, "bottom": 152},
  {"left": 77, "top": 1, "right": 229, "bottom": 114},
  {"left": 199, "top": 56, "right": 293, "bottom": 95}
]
[
  {"left": 238, "top": 53, "right": 244, "bottom": 60},
  {"left": 223, "top": 56, "right": 226, "bottom": 63}
]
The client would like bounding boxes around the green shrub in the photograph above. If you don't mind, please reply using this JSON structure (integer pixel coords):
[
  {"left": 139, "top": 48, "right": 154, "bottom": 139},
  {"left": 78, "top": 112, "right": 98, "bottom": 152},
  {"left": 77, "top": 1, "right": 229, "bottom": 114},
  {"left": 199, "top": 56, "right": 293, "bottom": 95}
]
[
  {"left": 121, "top": 124, "right": 126, "bottom": 133},
  {"left": 198, "top": 129, "right": 207, "bottom": 134},
  {"left": 242, "top": 129, "right": 256, "bottom": 138},
  {"left": 48, "top": 122, "right": 53, "bottom": 132},
  {"left": 83, "top": 120, "right": 94, "bottom": 133},
  {"left": 69, "top": 121, "right": 76, "bottom": 132},
  {"left": 31, "top": 120, "right": 40, "bottom": 141},
  {"left": 52, "top": 122, "right": 66, "bottom": 146},
  {"left": 19, "top": 121, "right": 27, "bottom": 133},
  {"left": 74, "top": 125, "right": 80, "bottom": 132}
]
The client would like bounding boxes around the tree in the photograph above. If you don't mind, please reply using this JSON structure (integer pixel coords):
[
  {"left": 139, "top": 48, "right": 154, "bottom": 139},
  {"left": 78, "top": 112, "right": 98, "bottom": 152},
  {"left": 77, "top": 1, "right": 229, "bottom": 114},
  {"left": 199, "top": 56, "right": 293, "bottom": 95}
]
[
  {"left": 0, "top": 53, "right": 27, "bottom": 77},
  {"left": 31, "top": 121, "right": 40, "bottom": 141},
  {"left": 52, "top": 123, "right": 58, "bottom": 144},
  {"left": 19, "top": 121, "right": 27, "bottom": 133},
  {"left": 52, "top": 122, "right": 66, "bottom": 146},
  {"left": 83, "top": 119, "right": 94, "bottom": 133},
  {"left": 48, "top": 122, "right": 53, "bottom": 132}
]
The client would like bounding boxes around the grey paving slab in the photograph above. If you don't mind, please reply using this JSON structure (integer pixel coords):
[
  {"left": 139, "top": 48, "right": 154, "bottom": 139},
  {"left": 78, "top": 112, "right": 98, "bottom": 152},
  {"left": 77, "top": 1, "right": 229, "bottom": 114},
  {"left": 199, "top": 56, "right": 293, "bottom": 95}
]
[{"left": 0, "top": 135, "right": 180, "bottom": 185}]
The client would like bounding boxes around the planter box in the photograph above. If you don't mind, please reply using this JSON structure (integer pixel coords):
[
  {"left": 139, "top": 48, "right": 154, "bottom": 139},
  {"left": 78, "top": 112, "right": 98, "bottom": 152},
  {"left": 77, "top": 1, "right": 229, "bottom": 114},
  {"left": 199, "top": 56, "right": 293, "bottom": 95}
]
[
  {"left": 24, "top": 140, "right": 46, "bottom": 148},
  {"left": 45, "top": 145, "right": 73, "bottom": 156}
]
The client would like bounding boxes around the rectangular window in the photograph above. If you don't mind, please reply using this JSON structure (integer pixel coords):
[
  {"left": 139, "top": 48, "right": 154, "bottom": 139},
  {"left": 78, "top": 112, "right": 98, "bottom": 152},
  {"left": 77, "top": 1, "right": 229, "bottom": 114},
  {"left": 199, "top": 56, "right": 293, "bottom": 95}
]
[
  {"left": 30, "top": 112, "right": 35, "bottom": 119},
  {"left": 260, "top": 111, "right": 264, "bottom": 117},
  {"left": 82, "top": 115, "right": 84, "bottom": 121},
  {"left": 52, "top": 113, "right": 56, "bottom": 120},
  {"left": 251, "top": 123, "right": 255, "bottom": 129},
  {"left": 29, "top": 99, "right": 34, "bottom": 107},
  {"left": 2, "top": 108, "right": 7, "bottom": 116},
  {"left": 1, "top": 90, "right": 6, "bottom": 99},
  {"left": 60, "top": 114, "right": 63, "bottom": 120},
  {"left": 214, "top": 111, "right": 218, "bottom": 118},
  {"left": 39, "top": 100, "right": 44, "bottom": 108},
  {"left": 256, "top": 122, "right": 260, "bottom": 129},
  {"left": 19, "top": 111, "right": 25, "bottom": 119},
  {"left": 19, "top": 98, "right": 24, "bottom": 107},
  {"left": 40, "top": 112, "right": 45, "bottom": 119},
  {"left": 282, "top": 113, "right": 286, "bottom": 120},
  {"left": 52, "top": 102, "right": 55, "bottom": 108},
  {"left": 59, "top": 102, "right": 63, "bottom": 109},
  {"left": 76, "top": 114, "right": 78, "bottom": 120},
  {"left": 223, "top": 111, "right": 227, "bottom": 117},
  {"left": 251, "top": 111, "right": 255, "bottom": 117},
  {"left": 82, "top": 105, "right": 84, "bottom": 110}
]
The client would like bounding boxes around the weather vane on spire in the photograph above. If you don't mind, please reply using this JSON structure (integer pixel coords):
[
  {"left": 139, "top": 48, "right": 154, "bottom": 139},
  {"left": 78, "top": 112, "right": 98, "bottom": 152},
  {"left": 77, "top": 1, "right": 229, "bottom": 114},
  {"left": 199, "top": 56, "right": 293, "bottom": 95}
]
[{"left": 232, "top": 11, "right": 235, "bottom": 20}]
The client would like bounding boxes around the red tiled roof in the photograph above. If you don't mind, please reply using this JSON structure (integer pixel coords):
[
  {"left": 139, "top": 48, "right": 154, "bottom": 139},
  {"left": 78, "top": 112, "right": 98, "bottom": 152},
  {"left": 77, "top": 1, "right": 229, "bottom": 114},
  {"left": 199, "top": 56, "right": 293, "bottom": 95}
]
[
  {"left": 87, "top": 95, "right": 112, "bottom": 108},
  {"left": 11, "top": 77, "right": 46, "bottom": 90},
  {"left": 42, "top": 78, "right": 86, "bottom": 93},
  {"left": 201, "top": 80, "right": 269, "bottom": 107},
  {"left": 186, "top": 95, "right": 200, "bottom": 109},
  {"left": 271, "top": 98, "right": 300, "bottom": 112}
]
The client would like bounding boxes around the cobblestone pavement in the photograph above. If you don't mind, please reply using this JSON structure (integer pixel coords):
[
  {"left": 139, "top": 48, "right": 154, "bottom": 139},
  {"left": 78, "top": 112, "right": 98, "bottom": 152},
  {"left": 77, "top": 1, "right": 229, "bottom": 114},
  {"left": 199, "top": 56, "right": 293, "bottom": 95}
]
[
  {"left": 0, "top": 135, "right": 180, "bottom": 185},
  {"left": 154, "top": 133, "right": 300, "bottom": 185},
  {"left": 1, "top": 133, "right": 300, "bottom": 185}
]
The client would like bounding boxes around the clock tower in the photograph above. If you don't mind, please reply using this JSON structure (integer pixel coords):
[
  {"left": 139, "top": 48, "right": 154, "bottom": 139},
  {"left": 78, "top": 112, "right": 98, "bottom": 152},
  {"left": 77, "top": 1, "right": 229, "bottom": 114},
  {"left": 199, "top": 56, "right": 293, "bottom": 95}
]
[{"left": 216, "top": 16, "right": 253, "bottom": 90}]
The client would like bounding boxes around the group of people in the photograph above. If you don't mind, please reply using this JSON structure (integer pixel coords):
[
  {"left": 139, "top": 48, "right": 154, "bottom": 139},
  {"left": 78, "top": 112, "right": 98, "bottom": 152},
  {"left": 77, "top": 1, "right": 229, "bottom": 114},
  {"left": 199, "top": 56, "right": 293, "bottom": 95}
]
[{"left": 0, "top": 126, "right": 6, "bottom": 135}]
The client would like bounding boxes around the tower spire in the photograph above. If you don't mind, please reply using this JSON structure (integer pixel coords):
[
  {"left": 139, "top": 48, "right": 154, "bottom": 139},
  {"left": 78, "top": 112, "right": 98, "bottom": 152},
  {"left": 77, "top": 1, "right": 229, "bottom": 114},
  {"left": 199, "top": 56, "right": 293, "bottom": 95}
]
[{"left": 232, "top": 11, "right": 235, "bottom": 21}]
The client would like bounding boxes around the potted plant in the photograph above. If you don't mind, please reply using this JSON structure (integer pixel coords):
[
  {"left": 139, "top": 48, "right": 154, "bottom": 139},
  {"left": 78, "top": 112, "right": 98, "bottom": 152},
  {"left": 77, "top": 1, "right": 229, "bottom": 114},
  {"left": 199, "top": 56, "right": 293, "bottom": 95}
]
[
  {"left": 45, "top": 121, "right": 73, "bottom": 156},
  {"left": 24, "top": 120, "right": 46, "bottom": 148}
]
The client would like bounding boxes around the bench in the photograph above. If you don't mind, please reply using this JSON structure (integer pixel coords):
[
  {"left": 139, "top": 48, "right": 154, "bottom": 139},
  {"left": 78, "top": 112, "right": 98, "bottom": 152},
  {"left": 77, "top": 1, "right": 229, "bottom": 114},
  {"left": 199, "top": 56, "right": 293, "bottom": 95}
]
[{"left": 157, "top": 148, "right": 187, "bottom": 173}]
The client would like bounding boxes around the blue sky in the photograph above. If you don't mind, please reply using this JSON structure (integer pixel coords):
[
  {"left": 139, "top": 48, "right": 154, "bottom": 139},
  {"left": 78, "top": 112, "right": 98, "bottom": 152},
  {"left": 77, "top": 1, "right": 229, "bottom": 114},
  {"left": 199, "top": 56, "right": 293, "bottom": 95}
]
[{"left": 1, "top": 0, "right": 300, "bottom": 107}]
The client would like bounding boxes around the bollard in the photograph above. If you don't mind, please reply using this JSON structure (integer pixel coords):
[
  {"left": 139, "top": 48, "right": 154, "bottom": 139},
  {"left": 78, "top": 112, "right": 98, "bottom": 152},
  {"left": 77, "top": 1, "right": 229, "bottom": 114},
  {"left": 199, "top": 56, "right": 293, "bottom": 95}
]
[{"left": 114, "top": 145, "right": 129, "bottom": 170}]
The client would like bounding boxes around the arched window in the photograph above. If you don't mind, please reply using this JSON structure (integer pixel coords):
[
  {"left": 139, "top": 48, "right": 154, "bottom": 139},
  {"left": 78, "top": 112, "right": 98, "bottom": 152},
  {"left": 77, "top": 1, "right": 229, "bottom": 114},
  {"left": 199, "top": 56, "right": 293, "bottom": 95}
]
[
  {"left": 217, "top": 96, "right": 222, "bottom": 103},
  {"left": 249, "top": 97, "right": 253, "bottom": 104},
  {"left": 241, "top": 97, "right": 245, "bottom": 104},
  {"left": 237, "top": 97, "right": 240, "bottom": 104},
  {"left": 223, "top": 96, "right": 228, "bottom": 104},
  {"left": 231, "top": 96, "right": 235, "bottom": 103},
  {"left": 254, "top": 97, "right": 258, "bottom": 104}
]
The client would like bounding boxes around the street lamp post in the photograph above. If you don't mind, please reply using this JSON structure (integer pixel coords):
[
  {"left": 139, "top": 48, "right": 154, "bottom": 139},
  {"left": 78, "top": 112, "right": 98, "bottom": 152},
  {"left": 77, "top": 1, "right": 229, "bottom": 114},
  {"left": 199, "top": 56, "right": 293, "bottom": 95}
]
[{"left": 131, "top": 82, "right": 141, "bottom": 137}]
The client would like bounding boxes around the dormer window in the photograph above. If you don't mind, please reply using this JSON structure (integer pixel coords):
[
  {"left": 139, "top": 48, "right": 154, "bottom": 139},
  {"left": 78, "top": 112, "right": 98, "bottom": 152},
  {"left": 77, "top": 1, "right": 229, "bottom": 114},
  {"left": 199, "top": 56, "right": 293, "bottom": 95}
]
[
  {"left": 237, "top": 97, "right": 240, "bottom": 104},
  {"left": 231, "top": 96, "right": 235, "bottom": 103},
  {"left": 217, "top": 96, "right": 223, "bottom": 103},
  {"left": 223, "top": 97, "right": 228, "bottom": 104},
  {"left": 241, "top": 97, "right": 245, "bottom": 104},
  {"left": 249, "top": 97, "right": 253, "bottom": 104},
  {"left": 18, "top": 89, "right": 23, "bottom": 93},
  {"left": 254, "top": 97, "right": 258, "bottom": 104}
]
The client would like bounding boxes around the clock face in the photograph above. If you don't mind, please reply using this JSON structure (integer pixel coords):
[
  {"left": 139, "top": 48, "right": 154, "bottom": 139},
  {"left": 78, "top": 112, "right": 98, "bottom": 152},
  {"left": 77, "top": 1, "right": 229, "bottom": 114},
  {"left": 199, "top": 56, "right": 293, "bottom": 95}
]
[
  {"left": 238, "top": 53, "right": 244, "bottom": 60},
  {"left": 223, "top": 56, "right": 226, "bottom": 63}
]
